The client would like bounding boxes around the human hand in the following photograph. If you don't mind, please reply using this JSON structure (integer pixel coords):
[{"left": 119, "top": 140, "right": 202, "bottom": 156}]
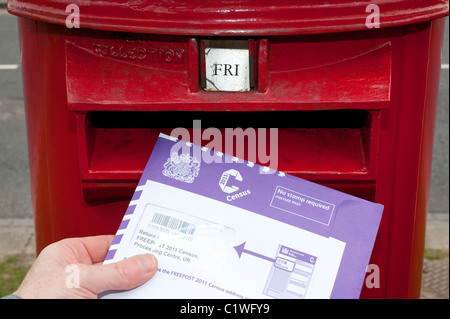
[{"left": 13, "top": 235, "right": 158, "bottom": 299}]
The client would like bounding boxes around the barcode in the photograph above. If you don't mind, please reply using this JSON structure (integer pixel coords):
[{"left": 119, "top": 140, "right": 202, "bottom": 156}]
[{"left": 151, "top": 213, "right": 196, "bottom": 235}]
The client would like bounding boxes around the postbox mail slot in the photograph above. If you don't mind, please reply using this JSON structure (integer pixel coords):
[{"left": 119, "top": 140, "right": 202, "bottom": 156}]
[{"left": 77, "top": 109, "right": 379, "bottom": 202}]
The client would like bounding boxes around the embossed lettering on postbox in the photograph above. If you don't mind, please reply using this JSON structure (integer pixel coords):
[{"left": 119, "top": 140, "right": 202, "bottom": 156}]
[
  {"left": 92, "top": 41, "right": 185, "bottom": 64},
  {"left": 202, "top": 40, "right": 252, "bottom": 92}
]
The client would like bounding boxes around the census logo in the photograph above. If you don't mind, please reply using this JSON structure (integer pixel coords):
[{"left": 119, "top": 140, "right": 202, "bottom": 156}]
[
  {"left": 163, "top": 152, "right": 200, "bottom": 183},
  {"left": 219, "top": 169, "right": 251, "bottom": 202},
  {"left": 219, "top": 169, "right": 242, "bottom": 193}
]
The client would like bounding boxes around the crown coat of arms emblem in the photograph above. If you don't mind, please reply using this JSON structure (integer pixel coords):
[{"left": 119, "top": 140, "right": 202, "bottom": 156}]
[{"left": 162, "top": 153, "right": 200, "bottom": 183}]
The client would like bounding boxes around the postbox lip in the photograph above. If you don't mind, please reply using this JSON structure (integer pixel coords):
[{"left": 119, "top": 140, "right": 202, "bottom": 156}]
[{"left": 7, "top": 0, "right": 449, "bottom": 36}]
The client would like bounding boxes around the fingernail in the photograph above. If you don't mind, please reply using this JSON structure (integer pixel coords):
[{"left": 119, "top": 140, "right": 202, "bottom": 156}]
[{"left": 137, "top": 254, "right": 157, "bottom": 273}]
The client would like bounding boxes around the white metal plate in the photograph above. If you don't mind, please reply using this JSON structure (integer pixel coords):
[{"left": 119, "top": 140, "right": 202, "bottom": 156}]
[{"left": 204, "top": 47, "right": 250, "bottom": 92}]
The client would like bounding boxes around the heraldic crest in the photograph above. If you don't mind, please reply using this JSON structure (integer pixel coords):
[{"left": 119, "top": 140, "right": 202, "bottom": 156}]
[{"left": 162, "top": 152, "right": 200, "bottom": 183}]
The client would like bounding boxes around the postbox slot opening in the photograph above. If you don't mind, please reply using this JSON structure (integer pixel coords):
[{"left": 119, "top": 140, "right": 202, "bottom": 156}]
[
  {"left": 90, "top": 109, "right": 368, "bottom": 129},
  {"left": 80, "top": 110, "right": 375, "bottom": 183}
]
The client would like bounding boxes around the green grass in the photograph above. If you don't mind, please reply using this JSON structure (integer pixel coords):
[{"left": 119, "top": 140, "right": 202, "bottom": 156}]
[
  {"left": 0, "top": 255, "right": 31, "bottom": 297},
  {"left": 424, "top": 249, "right": 449, "bottom": 260}
]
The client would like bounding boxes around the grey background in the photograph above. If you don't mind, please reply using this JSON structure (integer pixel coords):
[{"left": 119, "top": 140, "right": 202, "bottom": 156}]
[{"left": 0, "top": 9, "right": 448, "bottom": 219}]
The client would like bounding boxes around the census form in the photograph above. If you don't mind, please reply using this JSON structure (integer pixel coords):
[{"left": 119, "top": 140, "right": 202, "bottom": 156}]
[{"left": 102, "top": 134, "right": 383, "bottom": 299}]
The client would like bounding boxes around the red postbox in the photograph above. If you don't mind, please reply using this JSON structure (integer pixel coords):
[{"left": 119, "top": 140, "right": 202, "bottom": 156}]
[{"left": 8, "top": 0, "right": 448, "bottom": 298}]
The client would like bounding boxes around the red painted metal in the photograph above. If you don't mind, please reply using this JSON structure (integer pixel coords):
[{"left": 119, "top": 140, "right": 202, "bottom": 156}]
[
  {"left": 9, "top": 0, "right": 448, "bottom": 298},
  {"left": 7, "top": 0, "right": 449, "bottom": 35}
]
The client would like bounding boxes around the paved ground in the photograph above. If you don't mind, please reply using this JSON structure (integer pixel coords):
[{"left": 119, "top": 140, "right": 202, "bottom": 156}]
[
  {"left": 422, "top": 257, "right": 449, "bottom": 299},
  {"left": 422, "top": 213, "right": 449, "bottom": 299}
]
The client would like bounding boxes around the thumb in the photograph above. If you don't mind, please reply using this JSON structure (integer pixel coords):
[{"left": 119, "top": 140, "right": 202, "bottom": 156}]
[{"left": 81, "top": 254, "right": 158, "bottom": 294}]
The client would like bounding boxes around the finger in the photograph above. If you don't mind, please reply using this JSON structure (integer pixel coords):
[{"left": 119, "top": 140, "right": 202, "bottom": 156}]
[
  {"left": 74, "top": 235, "right": 115, "bottom": 264},
  {"left": 80, "top": 254, "right": 158, "bottom": 294}
]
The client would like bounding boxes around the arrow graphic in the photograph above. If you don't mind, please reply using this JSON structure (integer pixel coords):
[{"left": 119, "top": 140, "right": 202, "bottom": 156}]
[{"left": 233, "top": 242, "right": 275, "bottom": 263}]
